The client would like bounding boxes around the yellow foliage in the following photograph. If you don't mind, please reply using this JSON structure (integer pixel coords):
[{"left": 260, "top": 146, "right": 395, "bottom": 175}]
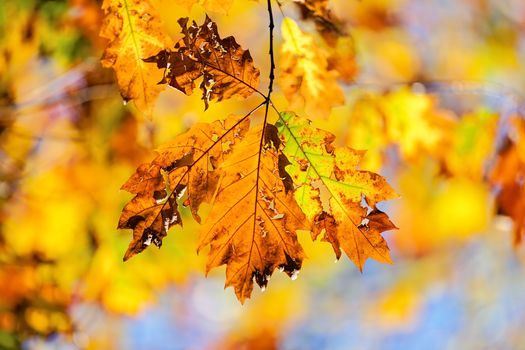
[
  {"left": 352, "top": 28, "right": 420, "bottom": 82},
  {"left": 3, "top": 167, "right": 90, "bottom": 259},
  {"left": 100, "top": 0, "right": 173, "bottom": 116},
  {"left": 280, "top": 18, "right": 344, "bottom": 118},
  {"left": 0, "top": 5, "right": 40, "bottom": 85},
  {"left": 431, "top": 178, "right": 491, "bottom": 239},
  {"left": 442, "top": 109, "right": 498, "bottom": 180},
  {"left": 394, "top": 163, "right": 491, "bottom": 254},
  {"left": 344, "top": 87, "right": 457, "bottom": 168},
  {"left": 379, "top": 88, "right": 448, "bottom": 160},
  {"left": 342, "top": 93, "right": 389, "bottom": 171}
]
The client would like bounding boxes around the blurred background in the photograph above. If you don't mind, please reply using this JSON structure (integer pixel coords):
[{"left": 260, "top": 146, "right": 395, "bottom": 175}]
[{"left": 1, "top": 0, "right": 525, "bottom": 349}]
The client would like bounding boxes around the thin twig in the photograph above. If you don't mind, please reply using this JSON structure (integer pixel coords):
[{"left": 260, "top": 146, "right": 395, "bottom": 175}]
[{"left": 266, "top": 0, "right": 276, "bottom": 105}]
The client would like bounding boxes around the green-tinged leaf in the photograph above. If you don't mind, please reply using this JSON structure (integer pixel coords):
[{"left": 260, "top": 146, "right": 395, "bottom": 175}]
[{"left": 276, "top": 111, "right": 398, "bottom": 270}]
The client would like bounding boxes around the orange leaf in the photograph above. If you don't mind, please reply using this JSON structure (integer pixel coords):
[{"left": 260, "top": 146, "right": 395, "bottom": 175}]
[
  {"left": 119, "top": 115, "right": 250, "bottom": 260},
  {"left": 198, "top": 125, "right": 308, "bottom": 303}
]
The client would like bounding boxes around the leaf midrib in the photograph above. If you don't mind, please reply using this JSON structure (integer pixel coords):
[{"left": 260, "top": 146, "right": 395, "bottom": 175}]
[
  {"left": 123, "top": 0, "right": 141, "bottom": 61},
  {"left": 279, "top": 115, "right": 389, "bottom": 262}
]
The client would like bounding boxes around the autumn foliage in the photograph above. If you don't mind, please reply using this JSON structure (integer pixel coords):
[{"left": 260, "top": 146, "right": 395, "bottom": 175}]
[
  {"left": 1, "top": 0, "right": 525, "bottom": 348},
  {"left": 113, "top": 11, "right": 398, "bottom": 302}
]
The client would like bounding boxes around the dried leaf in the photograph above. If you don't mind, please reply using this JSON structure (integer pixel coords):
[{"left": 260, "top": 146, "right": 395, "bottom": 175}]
[
  {"left": 144, "top": 16, "right": 260, "bottom": 110},
  {"left": 198, "top": 124, "right": 308, "bottom": 303},
  {"left": 119, "top": 115, "right": 250, "bottom": 261},
  {"left": 119, "top": 115, "right": 307, "bottom": 302},
  {"left": 293, "top": 0, "right": 345, "bottom": 44},
  {"left": 100, "top": 0, "right": 173, "bottom": 116},
  {"left": 119, "top": 111, "right": 398, "bottom": 301},
  {"left": 280, "top": 18, "right": 344, "bottom": 118},
  {"left": 276, "top": 111, "right": 398, "bottom": 270},
  {"left": 119, "top": 106, "right": 399, "bottom": 301}
]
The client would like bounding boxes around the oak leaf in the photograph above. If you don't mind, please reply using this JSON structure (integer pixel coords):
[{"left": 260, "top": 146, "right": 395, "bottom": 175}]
[
  {"left": 119, "top": 115, "right": 307, "bottom": 302},
  {"left": 198, "top": 125, "right": 308, "bottom": 303},
  {"left": 100, "top": 0, "right": 173, "bottom": 116},
  {"left": 144, "top": 16, "right": 260, "bottom": 110},
  {"left": 118, "top": 115, "right": 250, "bottom": 261},
  {"left": 119, "top": 111, "right": 398, "bottom": 302},
  {"left": 276, "top": 111, "right": 398, "bottom": 270},
  {"left": 280, "top": 18, "right": 344, "bottom": 118}
]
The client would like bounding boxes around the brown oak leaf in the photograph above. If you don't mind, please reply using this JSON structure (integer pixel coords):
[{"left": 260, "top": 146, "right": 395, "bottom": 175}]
[
  {"left": 118, "top": 115, "right": 250, "bottom": 261},
  {"left": 119, "top": 112, "right": 398, "bottom": 302},
  {"left": 144, "top": 16, "right": 260, "bottom": 110}
]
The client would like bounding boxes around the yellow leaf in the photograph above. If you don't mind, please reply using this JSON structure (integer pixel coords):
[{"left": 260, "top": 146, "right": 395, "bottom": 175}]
[
  {"left": 343, "top": 92, "right": 389, "bottom": 171},
  {"left": 379, "top": 87, "right": 449, "bottom": 160},
  {"left": 100, "top": 0, "right": 173, "bottom": 116},
  {"left": 443, "top": 109, "right": 498, "bottom": 180},
  {"left": 394, "top": 163, "right": 491, "bottom": 255},
  {"left": 280, "top": 18, "right": 344, "bottom": 118}
]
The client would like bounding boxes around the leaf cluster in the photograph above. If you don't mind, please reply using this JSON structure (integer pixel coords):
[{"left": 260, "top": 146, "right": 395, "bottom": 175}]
[{"left": 113, "top": 13, "right": 398, "bottom": 302}]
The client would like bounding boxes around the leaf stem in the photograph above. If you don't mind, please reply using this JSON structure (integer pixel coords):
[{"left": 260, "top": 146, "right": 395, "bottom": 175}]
[{"left": 266, "top": 0, "right": 276, "bottom": 106}]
